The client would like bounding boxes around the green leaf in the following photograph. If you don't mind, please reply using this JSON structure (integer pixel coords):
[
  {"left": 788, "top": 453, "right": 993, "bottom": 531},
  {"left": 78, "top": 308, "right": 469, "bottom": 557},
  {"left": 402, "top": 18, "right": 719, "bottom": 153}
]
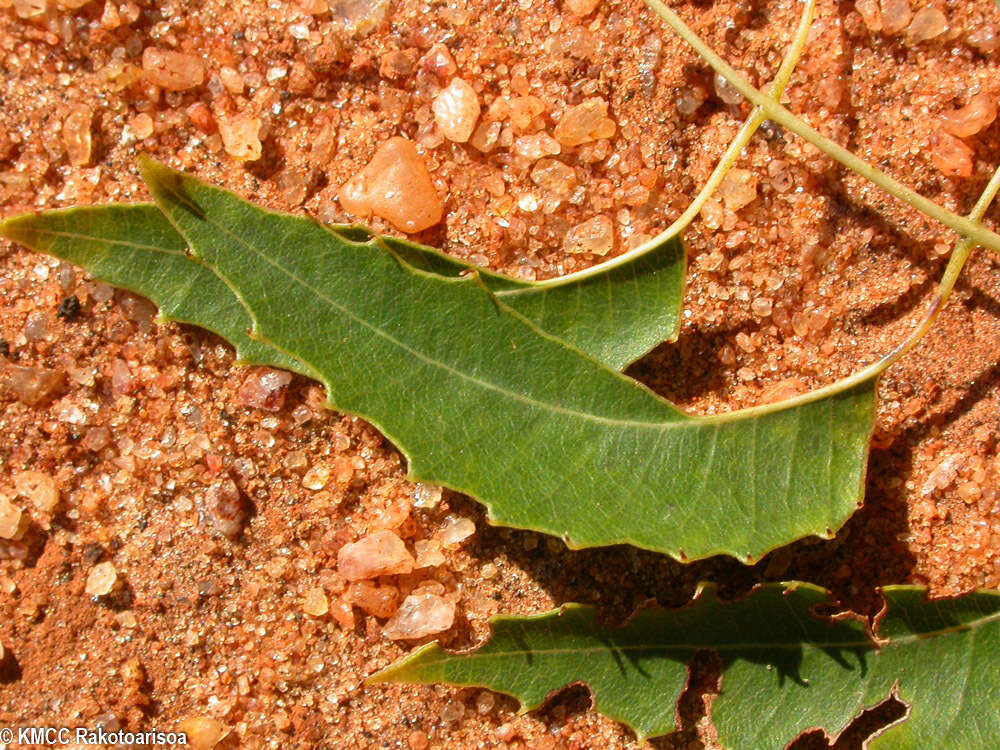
[
  {"left": 1, "top": 204, "right": 681, "bottom": 375},
  {"left": 127, "top": 158, "right": 875, "bottom": 562},
  {"left": 371, "top": 583, "right": 1000, "bottom": 748},
  {"left": 376, "top": 233, "right": 686, "bottom": 371},
  {"left": 0, "top": 204, "right": 308, "bottom": 375}
]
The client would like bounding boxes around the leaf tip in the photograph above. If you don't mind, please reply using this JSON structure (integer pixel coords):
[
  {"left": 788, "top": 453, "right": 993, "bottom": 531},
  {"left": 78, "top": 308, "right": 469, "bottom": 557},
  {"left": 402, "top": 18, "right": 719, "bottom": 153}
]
[
  {"left": 364, "top": 642, "right": 440, "bottom": 686},
  {"left": 138, "top": 156, "right": 175, "bottom": 190},
  {"left": 365, "top": 662, "right": 402, "bottom": 686},
  {"left": 135, "top": 152, "right": 163, "bottom": 176},
  {"left": 364, "top": 668, "right": 392, "bottom": 686},
  {"left": 139, "top": 157, "right": 208, "bottom": 221},
  {"left": 0, "top": 210, "right": 35, "bottom": 245}
]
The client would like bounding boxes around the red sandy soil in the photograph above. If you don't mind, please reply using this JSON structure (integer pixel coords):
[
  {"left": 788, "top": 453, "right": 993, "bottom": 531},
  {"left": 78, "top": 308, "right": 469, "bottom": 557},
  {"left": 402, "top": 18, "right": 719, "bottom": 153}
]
[{"left": 1, "top": 0, "right": 1000, "bottom": 747}]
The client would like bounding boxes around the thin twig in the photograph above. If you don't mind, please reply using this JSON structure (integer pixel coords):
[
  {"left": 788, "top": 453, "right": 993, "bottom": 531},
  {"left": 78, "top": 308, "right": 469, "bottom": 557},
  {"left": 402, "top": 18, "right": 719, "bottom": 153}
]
[
  {"left": 538, "top": 0, "right": 817, "bottom": 285},
  {"left": 878, "top": 163, "right": 1000, "bottom": 368},
  {"left": 642, "top": 0, "right": 1000, "bottom": 255}
]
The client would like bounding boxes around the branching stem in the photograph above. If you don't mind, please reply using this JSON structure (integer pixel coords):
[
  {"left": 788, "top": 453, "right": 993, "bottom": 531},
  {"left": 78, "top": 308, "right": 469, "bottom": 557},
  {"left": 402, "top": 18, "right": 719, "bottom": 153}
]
[
  {"left": 550, "top": 0, "right": 816, "bottom": 283},
  {"left": 632, "top": 0, "right": 1000, "bottom": 396},
  {"left": 642, "top": 0, "right": 1000, "bottom": 255},
  {"left": 879, "top": 163, "right": 1000, "bottom": 368},
  {"left": 650, "top": 0, "right": 816, "bottom": 240}
]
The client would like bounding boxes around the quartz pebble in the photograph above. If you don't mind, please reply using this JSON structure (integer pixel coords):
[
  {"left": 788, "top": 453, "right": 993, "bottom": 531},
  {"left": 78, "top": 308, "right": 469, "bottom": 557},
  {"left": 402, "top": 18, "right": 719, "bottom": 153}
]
[
  {"left": 469, "top": 120, "right": 502, "bottom": 153},
  {"left": 83, "top": 426, "right": 111, "bottom": 452},
  {"left": 530, "top": 158, "right": 577, "bottom": 197},
  {"left": 186, "top": 102, "right": 216, "bottom": 134},
  {"left": 412, "top": 483, "right": 442, "bottom": 508},
  {"left": 565, "top": 0, "right": 599, "bottom": 15},
  {"left": 121, "top": 293, "right": 156, "bottom": 327},
  {"left": 329, "top": 597, "right": 356, "bottom": 629},
  {"left": 347, "top": 580, "right": 399, "bottom": 617},
  {"left": 751, "top": 297, "right": 773, "bottom": 318},
  {"left": 905, "top": 6, "right": 946, "bottom": 43},
  {"left": 62, "top": 106, "right": 93, "bottom": 167},
  {"left": 380, "top": 50, "right": 413, "bottom": 79},
  {"left": 513, "top": 133, "right": 561, "bottom": 161},
  {"left": 929, "top": 131, "right": 974, "bottom": 178},
  {"left": 508, "top": 96, "right": 544, "bottom": 131},
  {"left": 564, "top": 215, "right": 614, "bottom": 255},
  {"left": 554, "top": 98, "right": 615, "bottom": 146},
  {"left": 85, "top": 561, "right": 118, "bottom": 597},
  {"left": 855, "top": 0, "right": 882, "bottom": 31},
  {"left": 338, "top": 137, "right": 444, "bottom": 233},
  {"left": 219, "top": 114, "right": 262, "bottom": 162},
  {"left": 276, "top": 169, "right": 310, "bottom": 206},
  {"left": 1, "top": 363, "right": 66, "bottom": 406},
  {"left": 761, "top": 377, "right": 806, "bottom": 404},
  {"left": 440, "top": 699, "right": 465, "bottom": 722},
  {"left": 141, "top": 48, "right": 205, "bottom": 91},
  {"left": 718, "top": 169, "right": 758, "bottom": 211},
  {"left": 205, "top": 478, "right": 249, "bottom": 539},
  {"left": 433, "top": 78, "right": 480, "bottom": 143},
  {"left": 420, "top": 43, "right": 458, "bottom": 80},
  {"left": 100, "top": 1, "right": 120, "bottom": 29},
  {"left": 941, "top": 93, "right": 997, "bottom": 138},
  {"left": 922, "top": 454, "right": 963, "bottom": 494},
  {"left": 111, "top": 358, "right": 133, "bottom": 395},
  {"left": 131, "top": 113, "right": 154, "bottom": 140},
  {"left": 237, "top": 367, "right": 292, "bottom": 411},
  {"left": 677, "top": 88, "right": 706, "bottom": 116},
  {"left": 383, "top": 593, "right": 456, "bottom": 640},
  {"left": 13, "top": 0, "right": 45, "bottom": 18},
  {"left": 219, "top": 66, "right": 244, "bottom": 94},
  {"left": 15, "top": 471, "right": 59, "bottom": 513},
  {"left": 475, "top": 691, "right": 496, "bottom": 715},
  {"left": 967, "top": 24, "right": 999, "bottom": 52},
  {"left": 767, "top": 159, "right": 794, "bottom": 192},
  {"left": 330, "top": 0, "right": 390, "bottom": 35},
  {"left": 302, "top": 463, "right": 330, "bottom": 490},
  {"left": 714, "top": 73, "right": 742, "bottom": 105},
  {"left": 0, "top": 496, "right": 27, "bottom": 541},
  {"left": 880, "top": 0, "right": 912, "bottom": 34},
  {"left": 177, "top": 718, "right": 229, "bottom": 750},
  {"left": 337, "top": 529, "right": 414, "bottom": 580},
  {"left": 414, "top": 539, "right": 446, "bottom": 568},
  {"left": 440, "top": 516, "right": 476, "bottom": 546},
  {"left": 302, "top": 586, "right": 330, "bottom": 617},
  {"left": 700, "top": 197, "right": 724, "bottom": 230},
  {"left": 25, "top": 312, "right": 48, "bottom": 341}
]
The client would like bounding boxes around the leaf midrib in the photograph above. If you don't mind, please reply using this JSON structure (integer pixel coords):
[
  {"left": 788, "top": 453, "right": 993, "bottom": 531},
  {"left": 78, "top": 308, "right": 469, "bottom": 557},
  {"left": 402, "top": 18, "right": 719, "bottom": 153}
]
[
  {"left": 156, "top": 185, "right": 702, "bottom": 431},
  {"left": 416, "top": 608, "right": 1000, "bottom": 666},
  {"left": 15, "top": 200, "right": 856, "bottom": 436},
  {"left": 5, "top": 224, "right": 187, "bottom": 256}
]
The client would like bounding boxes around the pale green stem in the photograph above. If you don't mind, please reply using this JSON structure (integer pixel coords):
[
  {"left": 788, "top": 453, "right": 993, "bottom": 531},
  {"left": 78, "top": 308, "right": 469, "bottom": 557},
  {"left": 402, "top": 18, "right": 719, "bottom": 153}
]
[
  {"left": 878, "top": 163, "right": 1000, "bottom": 368},
  {"left": 732, "top": 157, "right": 1000, "bottom": 412},
  {"left": 774, "top": 162, "right": 1000, "bottom": 407},
  {"left": 540, "top": 0, "right": 816, "bottom": 285},
  {"left": 657, "top": 0, "right": 816, "bottom": 236},
  {"left": 642, "top": 0, "right": 1000, "bottom": 255}
]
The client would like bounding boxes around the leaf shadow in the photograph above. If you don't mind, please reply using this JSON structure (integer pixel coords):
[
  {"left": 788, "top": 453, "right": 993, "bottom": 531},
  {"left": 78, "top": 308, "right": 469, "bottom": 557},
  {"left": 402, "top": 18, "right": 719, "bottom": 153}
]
[
  {"left": 457, "top": 494, "right": 890, "bottom": 745},
  {"left": 790, "top": 693, "right": 908, "bottom": 750},
  {"left": 0, "top": 646, "right": 22, "bottom": 685},
  {"left": 626, "top": 317, "right": 762, "bottom": 404}
]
